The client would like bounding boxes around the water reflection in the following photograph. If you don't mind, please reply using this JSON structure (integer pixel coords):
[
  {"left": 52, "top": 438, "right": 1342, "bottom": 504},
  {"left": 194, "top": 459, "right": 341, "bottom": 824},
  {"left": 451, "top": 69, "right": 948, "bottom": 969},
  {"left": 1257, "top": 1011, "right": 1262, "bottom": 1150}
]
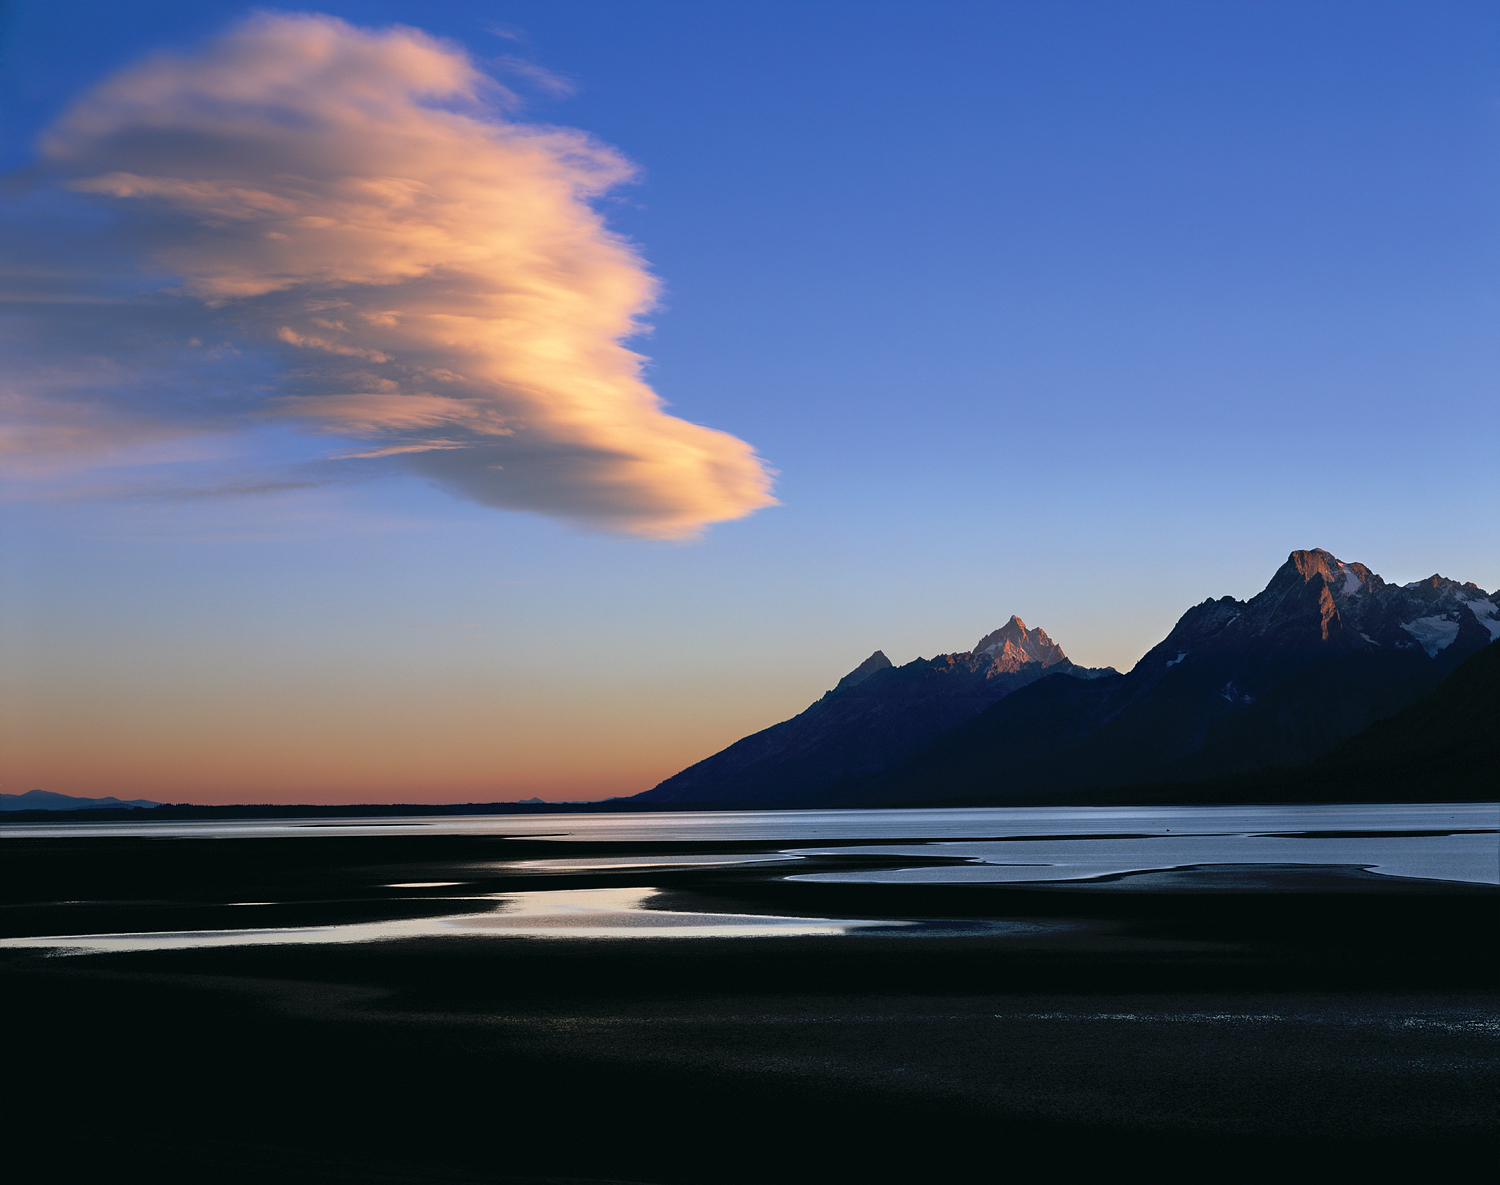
[
  {"left": 498, "top": 854, "right": 798, "bottom": 872},
  {"left": 2, "top": 804, "right": 1491, "bottom": 956},
  {"left": 0, "top": 887, "right": 914, "bottom": 955},
  {"left": 5, "top": 802, "right": 1492, "bottom": 842},
  {"left": 787, "top": 825, "right": 1499, "bottom": 887}
]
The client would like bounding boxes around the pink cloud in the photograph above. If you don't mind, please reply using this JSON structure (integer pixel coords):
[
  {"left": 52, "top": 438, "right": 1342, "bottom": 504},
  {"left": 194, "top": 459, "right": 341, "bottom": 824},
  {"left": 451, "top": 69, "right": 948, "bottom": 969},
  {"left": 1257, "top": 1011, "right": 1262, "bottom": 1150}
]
[{"left": 11, "top": 12, "right": 776, "bottom": 538}]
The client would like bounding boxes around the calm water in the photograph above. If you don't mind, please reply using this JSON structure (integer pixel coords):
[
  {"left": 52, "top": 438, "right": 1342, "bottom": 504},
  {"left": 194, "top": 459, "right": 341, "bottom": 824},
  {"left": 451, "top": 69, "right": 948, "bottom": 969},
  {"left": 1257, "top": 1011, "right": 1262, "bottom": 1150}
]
[
  {"left": 789, "top": 828, "right": 1498, "bottom": 887},
  {"left": 4, "top": 801, "right": 1495, "bottom": 852},
  {"left": 2, "top": 803, "right": 1492, "bottom": 953},
  {"left": 0, "top": 887, "right": 945, "bottom": 954}
]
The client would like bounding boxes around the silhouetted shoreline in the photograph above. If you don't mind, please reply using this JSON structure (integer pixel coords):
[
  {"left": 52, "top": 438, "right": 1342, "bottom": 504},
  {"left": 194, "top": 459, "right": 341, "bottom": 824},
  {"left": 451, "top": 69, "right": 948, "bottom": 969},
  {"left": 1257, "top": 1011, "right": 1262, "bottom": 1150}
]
[{"left": 6, "top": 772, "right": 1496, "bottom": 825}]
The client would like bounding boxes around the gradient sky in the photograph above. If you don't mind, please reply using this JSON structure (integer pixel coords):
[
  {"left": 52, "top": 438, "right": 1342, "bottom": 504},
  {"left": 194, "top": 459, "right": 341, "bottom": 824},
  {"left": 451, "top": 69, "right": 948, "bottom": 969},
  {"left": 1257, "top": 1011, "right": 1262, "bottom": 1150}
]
[{"left": 2, "top": 1, "right": 1497, "bottom": 804}]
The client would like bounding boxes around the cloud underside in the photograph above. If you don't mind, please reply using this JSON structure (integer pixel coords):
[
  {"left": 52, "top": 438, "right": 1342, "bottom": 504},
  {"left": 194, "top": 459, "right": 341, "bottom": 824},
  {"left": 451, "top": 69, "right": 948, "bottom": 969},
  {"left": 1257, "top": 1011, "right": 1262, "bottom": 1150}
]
[{"left": 6, "top": 12, "right": 775, "bottom": 537}]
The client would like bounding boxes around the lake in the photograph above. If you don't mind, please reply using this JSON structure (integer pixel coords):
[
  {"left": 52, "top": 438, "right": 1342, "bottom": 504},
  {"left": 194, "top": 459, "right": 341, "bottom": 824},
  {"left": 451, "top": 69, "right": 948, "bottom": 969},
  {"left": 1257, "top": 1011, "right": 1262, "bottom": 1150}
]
[{"left": 1, "top": 802, "right": 1492, "bottom": 953}]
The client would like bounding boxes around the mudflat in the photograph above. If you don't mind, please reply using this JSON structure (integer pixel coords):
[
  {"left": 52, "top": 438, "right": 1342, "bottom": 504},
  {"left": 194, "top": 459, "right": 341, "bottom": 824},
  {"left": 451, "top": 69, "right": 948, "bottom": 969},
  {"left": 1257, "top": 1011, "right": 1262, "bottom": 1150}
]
[{"left": 2, "top": 826, "right": 1496, "bottom": 1183}]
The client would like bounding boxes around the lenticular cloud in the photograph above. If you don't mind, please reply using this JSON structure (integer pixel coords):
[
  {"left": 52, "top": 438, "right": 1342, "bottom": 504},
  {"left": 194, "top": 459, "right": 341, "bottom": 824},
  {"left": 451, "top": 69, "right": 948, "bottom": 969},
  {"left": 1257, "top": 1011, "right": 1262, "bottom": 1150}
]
[{"left": 15, "top": 12, "right": 775, "bottom": 536}]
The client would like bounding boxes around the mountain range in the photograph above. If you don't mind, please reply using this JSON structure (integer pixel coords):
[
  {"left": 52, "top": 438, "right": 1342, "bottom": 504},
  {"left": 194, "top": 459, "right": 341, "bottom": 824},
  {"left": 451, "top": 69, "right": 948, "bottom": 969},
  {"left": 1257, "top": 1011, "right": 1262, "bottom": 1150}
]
[
  {"left": 634, "top": 549, "right": 1499, "bottom": 807},
  {"left": 0, "top": 789, "right": 163, "bottom": 812}
]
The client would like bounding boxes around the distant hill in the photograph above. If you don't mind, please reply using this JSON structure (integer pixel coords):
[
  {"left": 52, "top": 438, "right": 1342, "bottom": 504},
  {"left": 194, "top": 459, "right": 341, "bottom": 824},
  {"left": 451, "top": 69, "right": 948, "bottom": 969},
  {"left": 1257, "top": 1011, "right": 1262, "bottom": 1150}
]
[
  {"left": 633, "top": 549, "right": 1499, "bottom": 807},
  {"left": 0, "top": 789, "right": 162, "bottom": 812}
]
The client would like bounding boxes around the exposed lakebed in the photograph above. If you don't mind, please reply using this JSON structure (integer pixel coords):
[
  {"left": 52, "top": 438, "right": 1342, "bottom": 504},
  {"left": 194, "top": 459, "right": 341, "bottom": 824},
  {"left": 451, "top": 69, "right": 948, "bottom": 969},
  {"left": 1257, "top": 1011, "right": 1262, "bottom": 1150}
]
[{"left": 0, "top": 802, "right": 1493, "bottom": 953}]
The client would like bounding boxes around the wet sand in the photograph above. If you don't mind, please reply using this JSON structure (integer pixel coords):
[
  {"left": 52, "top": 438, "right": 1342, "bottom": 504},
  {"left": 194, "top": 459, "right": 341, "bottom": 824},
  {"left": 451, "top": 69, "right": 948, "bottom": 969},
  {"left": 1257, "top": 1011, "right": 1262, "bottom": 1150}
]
[{"left": 2, "top": 829, "right": 1496, "bottom": 1183}]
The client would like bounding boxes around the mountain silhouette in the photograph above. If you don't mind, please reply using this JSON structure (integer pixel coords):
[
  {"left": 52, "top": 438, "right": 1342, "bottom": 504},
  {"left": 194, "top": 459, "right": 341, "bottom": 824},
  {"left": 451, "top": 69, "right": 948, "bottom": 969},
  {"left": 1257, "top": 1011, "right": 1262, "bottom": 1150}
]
[
  {"left": 635, "top": 549, "right": 1497, "bottom": 806},
  {"left": 637, "top": 617, "right": 1114, "bottom": 804}
]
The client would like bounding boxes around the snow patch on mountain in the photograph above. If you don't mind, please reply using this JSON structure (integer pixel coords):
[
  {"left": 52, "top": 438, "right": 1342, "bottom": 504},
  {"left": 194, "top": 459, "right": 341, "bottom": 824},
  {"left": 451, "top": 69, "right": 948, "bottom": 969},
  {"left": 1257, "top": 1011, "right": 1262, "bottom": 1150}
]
[
  {"left": 1400, "top": 616, "right": 1461, "bottom": 657},
  {"left": 1465, "top": 597, "right": 1500, "bottom": 641}
]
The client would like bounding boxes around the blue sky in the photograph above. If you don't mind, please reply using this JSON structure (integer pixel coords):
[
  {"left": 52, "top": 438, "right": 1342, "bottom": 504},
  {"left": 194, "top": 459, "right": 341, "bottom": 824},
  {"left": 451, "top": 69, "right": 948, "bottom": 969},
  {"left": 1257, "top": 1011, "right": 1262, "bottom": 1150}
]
[{"left": 2, "top": 1, "right": 1496, "bottom": 802}]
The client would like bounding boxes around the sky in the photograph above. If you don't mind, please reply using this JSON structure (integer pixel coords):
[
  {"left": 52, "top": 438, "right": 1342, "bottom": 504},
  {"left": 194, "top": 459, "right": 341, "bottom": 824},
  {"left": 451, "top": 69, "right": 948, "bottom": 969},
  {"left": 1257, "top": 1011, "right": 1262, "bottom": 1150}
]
[{"left": 1, "top": 1, "right": 1496, "bottom": 804}]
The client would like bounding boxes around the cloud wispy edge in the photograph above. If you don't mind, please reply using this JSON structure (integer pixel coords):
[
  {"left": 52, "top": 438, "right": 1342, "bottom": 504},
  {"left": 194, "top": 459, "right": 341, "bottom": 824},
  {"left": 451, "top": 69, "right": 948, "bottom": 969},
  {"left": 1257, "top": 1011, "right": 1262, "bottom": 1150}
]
[{"left": 10, "top": 11, "right": 776, "bottom": 538}]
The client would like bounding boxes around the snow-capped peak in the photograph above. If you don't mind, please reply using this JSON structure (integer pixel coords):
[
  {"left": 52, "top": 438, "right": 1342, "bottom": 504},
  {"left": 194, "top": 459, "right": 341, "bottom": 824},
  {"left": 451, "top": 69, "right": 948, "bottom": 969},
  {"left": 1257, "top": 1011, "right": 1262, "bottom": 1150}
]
[{"left": 970, "top": 615, "right": 1067, "bottom": 670}]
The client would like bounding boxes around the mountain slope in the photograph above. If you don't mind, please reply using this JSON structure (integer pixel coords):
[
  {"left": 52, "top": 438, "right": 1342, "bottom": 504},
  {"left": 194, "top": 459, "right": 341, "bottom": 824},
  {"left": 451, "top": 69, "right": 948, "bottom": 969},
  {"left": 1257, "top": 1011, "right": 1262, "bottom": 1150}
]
[
  {"left": 1308, "top": 634, "right": 1499, "bottom": 791},
  {"left": 1047, "top": 634, "right": 1500, "bottom": 807},
  {"left": 855, "top": 550, "right": 1494, "bottom": 804},
  {"left": 638, "top": 617, "right": 1114, "bottom": 805}
]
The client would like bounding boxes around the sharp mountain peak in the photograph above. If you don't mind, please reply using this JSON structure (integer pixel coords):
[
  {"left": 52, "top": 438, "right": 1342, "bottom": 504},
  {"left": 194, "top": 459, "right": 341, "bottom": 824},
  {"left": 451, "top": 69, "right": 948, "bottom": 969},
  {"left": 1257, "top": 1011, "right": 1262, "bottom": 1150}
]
[
  {"left": 971, "top": 615, "right": 1066, "bottom": 670},
  {"left": 832, "top": 650, "right": 893, "bottom": 693},
  {"left": 637, "top": 546, "right": 1496, "bottom": 807}
]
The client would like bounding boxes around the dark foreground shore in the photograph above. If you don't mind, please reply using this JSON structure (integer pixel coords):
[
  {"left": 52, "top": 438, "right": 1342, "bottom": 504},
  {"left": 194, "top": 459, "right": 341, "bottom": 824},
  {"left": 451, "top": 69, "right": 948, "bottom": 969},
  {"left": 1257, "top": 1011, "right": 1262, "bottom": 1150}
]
[{"left": 3, "top": 831, "right": 1496, "bottom": 1183}]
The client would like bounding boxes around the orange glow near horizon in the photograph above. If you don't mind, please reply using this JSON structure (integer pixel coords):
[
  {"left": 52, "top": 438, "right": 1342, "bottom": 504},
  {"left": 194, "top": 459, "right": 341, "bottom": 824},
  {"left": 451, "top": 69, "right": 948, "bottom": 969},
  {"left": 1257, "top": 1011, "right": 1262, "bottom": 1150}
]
[{"left": 0, "top": 645, "right": 816, "bottom": 804}]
